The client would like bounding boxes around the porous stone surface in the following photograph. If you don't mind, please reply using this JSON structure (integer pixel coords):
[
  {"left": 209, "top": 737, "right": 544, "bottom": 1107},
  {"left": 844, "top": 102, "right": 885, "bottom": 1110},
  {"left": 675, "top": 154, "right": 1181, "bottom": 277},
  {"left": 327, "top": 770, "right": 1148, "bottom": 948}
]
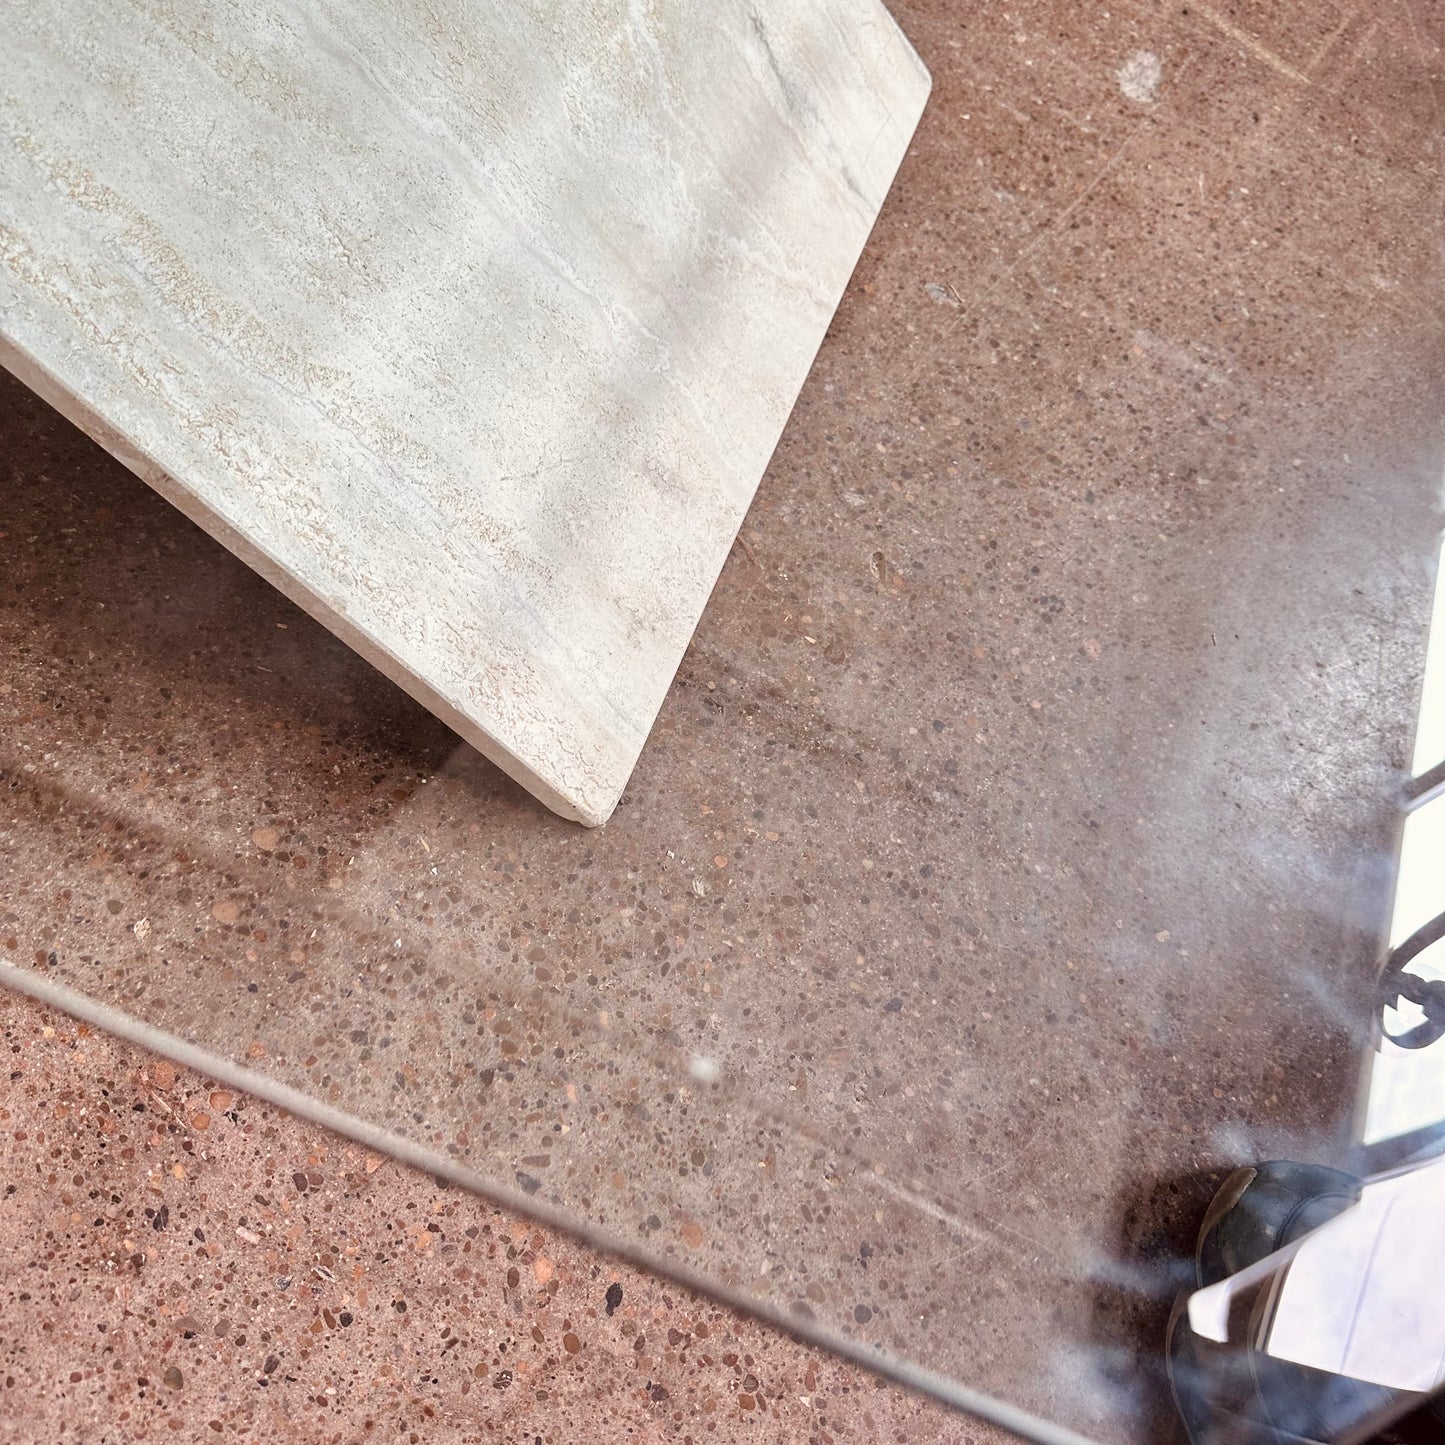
[{"left": 0, "top": 0, "right": 928, "bottom": 823}]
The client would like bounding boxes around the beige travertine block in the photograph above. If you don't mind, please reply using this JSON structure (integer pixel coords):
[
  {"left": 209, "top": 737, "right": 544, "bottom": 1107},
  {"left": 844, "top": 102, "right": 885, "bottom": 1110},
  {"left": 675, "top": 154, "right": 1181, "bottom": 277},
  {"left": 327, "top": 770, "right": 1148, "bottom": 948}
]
[{"left": 0, "top": 0, "right": 927, "bottom": 822}]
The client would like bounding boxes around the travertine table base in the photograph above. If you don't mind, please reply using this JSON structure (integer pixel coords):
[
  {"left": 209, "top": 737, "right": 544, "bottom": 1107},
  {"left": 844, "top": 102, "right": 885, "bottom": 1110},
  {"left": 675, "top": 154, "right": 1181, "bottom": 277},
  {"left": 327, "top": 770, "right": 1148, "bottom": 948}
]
[{"left": 0, "top": 0, "right": 928, "bottom": 822}]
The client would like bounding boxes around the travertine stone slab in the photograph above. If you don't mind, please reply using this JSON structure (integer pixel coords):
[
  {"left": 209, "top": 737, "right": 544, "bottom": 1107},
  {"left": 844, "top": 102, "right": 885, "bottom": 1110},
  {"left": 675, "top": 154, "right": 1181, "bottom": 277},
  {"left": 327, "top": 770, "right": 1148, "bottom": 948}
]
[{"left": 0, "top": 1, "right": 927, "bottom": 823}]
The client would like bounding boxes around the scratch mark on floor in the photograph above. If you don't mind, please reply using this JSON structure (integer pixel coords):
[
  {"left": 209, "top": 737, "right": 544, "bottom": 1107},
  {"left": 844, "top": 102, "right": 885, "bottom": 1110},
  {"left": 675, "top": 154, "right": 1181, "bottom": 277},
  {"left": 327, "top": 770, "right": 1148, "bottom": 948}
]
[
  {"left": 1191, "top": 1, "right": 1313, "bottom": 84},
  {"left": 1396, "top": 0, "right": 1445, "bottom": 237},
  {"left": 863, "top": 1170, "right": 1059, "bottom": 1262},
  {"left": 1305, "top": 7, "right": 1361, "bottom": 75}
]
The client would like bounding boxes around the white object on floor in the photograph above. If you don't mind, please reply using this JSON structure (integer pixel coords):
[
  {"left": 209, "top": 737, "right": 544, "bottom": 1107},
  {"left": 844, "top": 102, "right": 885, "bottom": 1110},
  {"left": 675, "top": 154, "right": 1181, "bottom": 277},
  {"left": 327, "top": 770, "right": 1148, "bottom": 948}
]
[{"left": 0, "top": 0, "right": 928, "bottom": 823}]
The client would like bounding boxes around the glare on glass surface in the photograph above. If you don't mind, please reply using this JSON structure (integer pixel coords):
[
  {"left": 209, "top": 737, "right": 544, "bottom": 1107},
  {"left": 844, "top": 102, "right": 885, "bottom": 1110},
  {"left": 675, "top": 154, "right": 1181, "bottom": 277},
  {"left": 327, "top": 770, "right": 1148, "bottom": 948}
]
[
  {"left": 1361, "top": 535, "right": 1445, "bottom": 1145},
  {"left": 1363, "top": 934, "right": 1445, "bottom": 1143},
  {"left": 1411, "top": 533, "right": 1445, "bottom": 780},
  {"left": 1265, "top": 1157, "right": 1445, "bottom": 1392},
  {"left": 1388, "top": 795, "right": 1445, "bottom": 952}
]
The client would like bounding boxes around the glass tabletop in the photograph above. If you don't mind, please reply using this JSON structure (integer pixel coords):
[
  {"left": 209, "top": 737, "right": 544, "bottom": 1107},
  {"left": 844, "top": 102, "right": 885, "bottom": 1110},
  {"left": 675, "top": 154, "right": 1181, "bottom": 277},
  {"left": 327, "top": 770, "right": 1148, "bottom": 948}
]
[{"left": 3, "top": 2, "right": 1443, "bottom": 1440}]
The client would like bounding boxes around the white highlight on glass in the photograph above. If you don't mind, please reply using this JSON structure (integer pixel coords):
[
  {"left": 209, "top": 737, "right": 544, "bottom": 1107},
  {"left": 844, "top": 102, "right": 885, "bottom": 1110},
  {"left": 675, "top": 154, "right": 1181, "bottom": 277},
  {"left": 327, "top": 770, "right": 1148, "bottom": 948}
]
[
  {"left": 1363, "top": 791, "right": 1445, "bottom": 1145},
  {"left": 1188, "top": 1157, "right": 1445, "bottom": 1394},
  {"left": 1388, "top": 793, "right": 1445, "bottom": 952},
  {"left": 1411, "top": 533, "right": 1445, "bottom": 779},
  {"left": 1266, "top": 1157, "right": 1445, "bottom": 1392}
]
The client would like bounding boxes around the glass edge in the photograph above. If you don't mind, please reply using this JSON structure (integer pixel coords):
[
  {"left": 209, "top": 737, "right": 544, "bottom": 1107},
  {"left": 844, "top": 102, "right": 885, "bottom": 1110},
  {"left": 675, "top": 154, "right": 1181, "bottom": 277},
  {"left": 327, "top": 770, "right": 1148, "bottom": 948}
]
[{"left": 0, "top": 957, "right": 1100, "bottom": 1445}]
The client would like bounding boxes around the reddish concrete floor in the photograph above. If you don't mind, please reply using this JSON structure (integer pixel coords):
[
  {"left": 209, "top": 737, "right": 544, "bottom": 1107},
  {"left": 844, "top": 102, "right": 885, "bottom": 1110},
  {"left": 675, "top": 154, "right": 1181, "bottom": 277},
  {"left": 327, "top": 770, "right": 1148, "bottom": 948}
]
[
  {"left": 4, "top": 1, "right": 1445, "bottom": 1443},
  {"left": 0, "top": 991, "right": 1003, "bottom": 1445}
]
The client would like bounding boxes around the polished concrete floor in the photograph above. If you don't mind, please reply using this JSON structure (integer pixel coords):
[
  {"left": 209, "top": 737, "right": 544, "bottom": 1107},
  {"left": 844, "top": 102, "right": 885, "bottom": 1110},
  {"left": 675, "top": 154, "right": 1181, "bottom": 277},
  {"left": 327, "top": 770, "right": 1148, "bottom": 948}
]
[
  {"left": 3, "top": 2, "right": 1443, "bottom": 1442},
  {"left": 0, "top": 992, "right": 997, "bottom": 1445}
]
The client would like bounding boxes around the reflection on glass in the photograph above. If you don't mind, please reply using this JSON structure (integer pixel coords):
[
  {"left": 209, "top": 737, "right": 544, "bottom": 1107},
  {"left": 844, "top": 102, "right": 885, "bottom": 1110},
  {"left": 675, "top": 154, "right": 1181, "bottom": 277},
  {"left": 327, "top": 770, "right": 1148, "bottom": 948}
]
[
  {"left": 1410, "top": 534, "right": 1445, "bottom": 781},
  {"left": 1264, "top": 1158, "right": 1445, "bottom": 1393},
  {"left": 1366, "top": 790, "right": 1445, "bottom": 1148},
  {"left": 1177, "top": 1159, "right": 1445, "bottom": 1442},
  {"left": 1387, "top": 795, "right": 1445, "bottom": 952}
]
